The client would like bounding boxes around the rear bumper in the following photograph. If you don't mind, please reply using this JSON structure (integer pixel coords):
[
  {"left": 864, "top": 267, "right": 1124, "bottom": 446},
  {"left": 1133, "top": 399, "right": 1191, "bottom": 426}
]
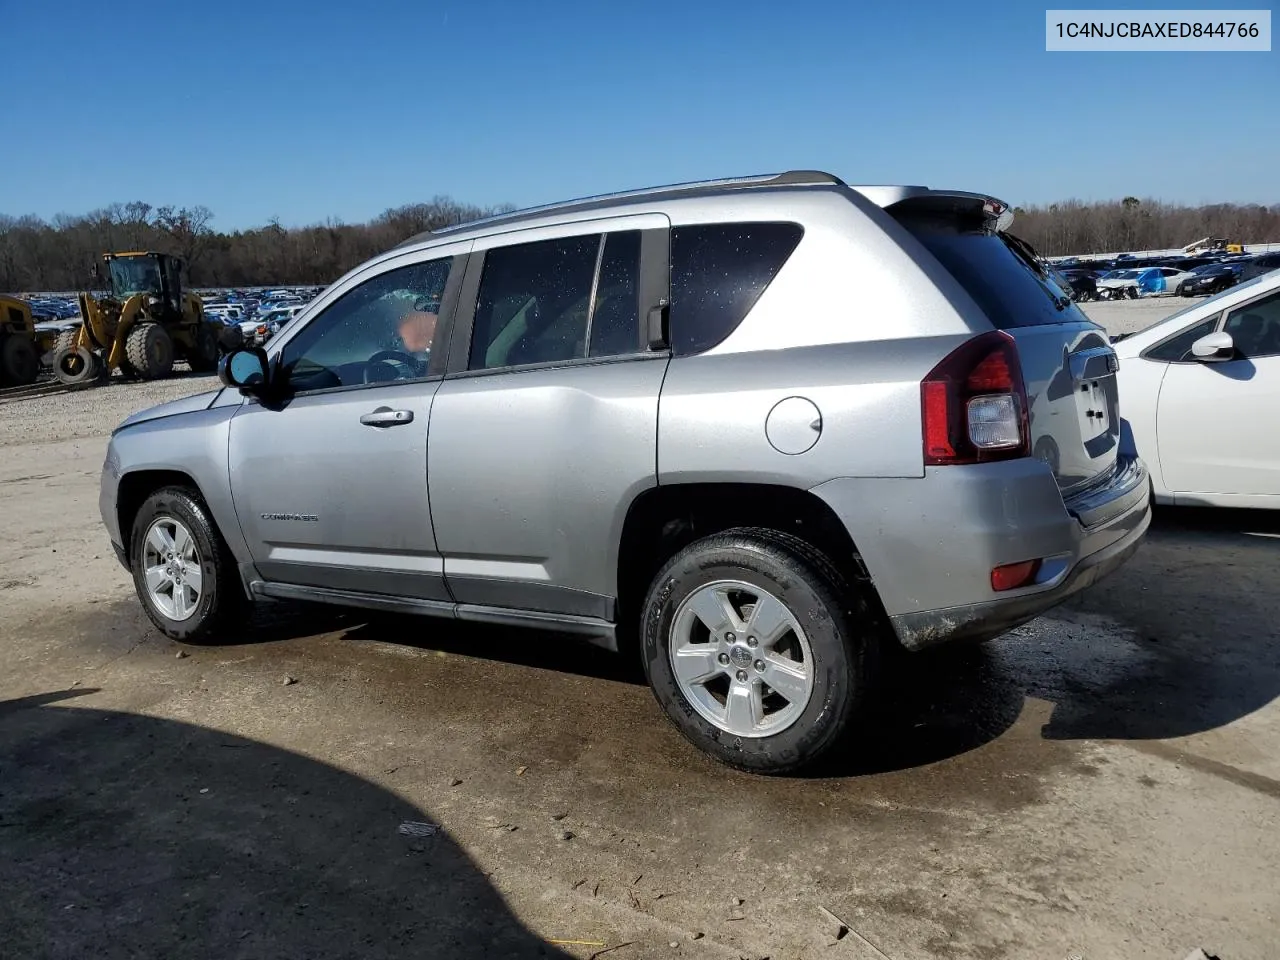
[
  {"left": 888, "top": 498, "right": 1148, "bottom": 648},
  {"left": 811, "top": 454, "right": 1151, "bottom": 651}
]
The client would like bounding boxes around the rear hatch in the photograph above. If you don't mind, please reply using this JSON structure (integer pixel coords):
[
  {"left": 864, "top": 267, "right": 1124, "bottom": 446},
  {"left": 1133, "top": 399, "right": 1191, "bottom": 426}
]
[{"left": 887, "top": 193, "right": 1120, "bottom": 496}]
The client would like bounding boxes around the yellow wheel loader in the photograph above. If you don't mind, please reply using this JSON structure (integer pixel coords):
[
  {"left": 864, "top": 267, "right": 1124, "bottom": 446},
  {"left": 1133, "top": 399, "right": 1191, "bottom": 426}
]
[
  {"left": 53, "top": 252, "right": 222, "bottom": 385},
  {"left": 0, "top": 295, "right": 44, "bottom": 387}
]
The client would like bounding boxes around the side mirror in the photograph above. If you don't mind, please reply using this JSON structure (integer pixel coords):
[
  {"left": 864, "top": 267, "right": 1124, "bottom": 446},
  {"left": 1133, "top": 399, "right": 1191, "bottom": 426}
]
[
  {"left": 218, "top": 347, "right": 271, "bottom": 395},
  {"left": 1190, "top": 331, "right": 1235, "bottom": 362}
]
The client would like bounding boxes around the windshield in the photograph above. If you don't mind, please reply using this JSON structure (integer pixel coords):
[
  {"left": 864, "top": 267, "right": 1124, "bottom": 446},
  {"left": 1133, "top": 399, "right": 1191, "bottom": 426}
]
[{"left": 108, "top": 258, "right": 163, "bottom": 297}]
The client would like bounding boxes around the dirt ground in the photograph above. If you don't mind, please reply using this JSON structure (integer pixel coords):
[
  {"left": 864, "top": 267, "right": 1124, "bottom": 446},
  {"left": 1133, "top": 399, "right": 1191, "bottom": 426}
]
[{"left": 2, "top": 299, "right": 1277, "bottom": 959}]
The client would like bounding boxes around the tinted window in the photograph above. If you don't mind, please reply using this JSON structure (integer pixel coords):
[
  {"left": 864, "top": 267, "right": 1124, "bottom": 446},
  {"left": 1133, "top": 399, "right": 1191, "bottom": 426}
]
[
  {"left": 669, "top": 222, "right": 803, "bottom": 355},
  {"left": 1224, "top": 290, "right": 1280, "bottom": 359},
  {"left": 281, "top": 258, "right": 451, "bottom": 392},
  {"left": 470, "top": 235, "right": 600, "bottom": 370},
  {"left": 589, "top": 230, "right": 641, "bottom": 357},
  {"left": 1145, "top": 316, "right": 1219, "bottom": 363},
  {"left": 896, "top": 214, "right": 1089, "bottom": 329}
]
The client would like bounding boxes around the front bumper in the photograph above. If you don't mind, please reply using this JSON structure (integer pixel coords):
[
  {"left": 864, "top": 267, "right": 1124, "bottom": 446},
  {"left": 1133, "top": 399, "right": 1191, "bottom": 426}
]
[
  {"left": 100, "top": 440, "right": 129, "bottom": 571},
  {"left": 812, "top": 454, "right": 1151, "bottom": 651}
]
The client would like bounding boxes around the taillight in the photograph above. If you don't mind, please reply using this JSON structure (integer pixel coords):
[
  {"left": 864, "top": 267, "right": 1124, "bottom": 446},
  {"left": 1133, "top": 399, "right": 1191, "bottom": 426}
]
[{"left": 921, "top": 331, "right": 1030, "bottom": 465}]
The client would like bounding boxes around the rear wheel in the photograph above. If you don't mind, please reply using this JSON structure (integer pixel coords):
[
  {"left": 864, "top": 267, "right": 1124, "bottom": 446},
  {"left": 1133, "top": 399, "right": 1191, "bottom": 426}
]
[
  {"left": 0, "top": 334, "right": 40, "bottom": 386},
  {"left": 641, "top": 527, "right": 878, "bottom": 774},
  {"left": 125, "top": 322, "right": 175, "bottom": 380},
  {"left": 129, "top": 486, "right": 246, "bottom": 643}
]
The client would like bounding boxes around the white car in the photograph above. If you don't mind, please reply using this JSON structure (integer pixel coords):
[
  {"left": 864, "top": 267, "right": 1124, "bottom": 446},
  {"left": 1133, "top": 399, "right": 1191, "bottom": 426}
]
[
  {"left": 1112, "top": 270, "right": 1280, "bottom": 508},
  {"left": 1098, "top": 266, "right": 1198, "bottom": 299}
]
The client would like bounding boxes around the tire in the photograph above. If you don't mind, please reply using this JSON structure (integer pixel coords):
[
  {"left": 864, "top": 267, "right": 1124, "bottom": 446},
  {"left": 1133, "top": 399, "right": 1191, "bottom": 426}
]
[
  {"left": 125, "top": 322, "right": 175, "bottom": 380},
  {"left": 52, "top": 340, "right": 102, "bottom": 384},
  {"left": 1, "top": 334, "right": 40, "bottom": 386},
  {"left": 129, "top": 486, "right": 246, "bottom": 643},
  {"left": 640, "top": 527, "right": 879, "bottom": 775},
  {"left": 187, "top": 323, "right": 220, "bottom": 373}
]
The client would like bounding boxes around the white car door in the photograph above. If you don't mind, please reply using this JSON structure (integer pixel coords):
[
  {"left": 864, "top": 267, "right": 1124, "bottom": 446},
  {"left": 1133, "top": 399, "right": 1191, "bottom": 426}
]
[{"left": 1157, "top": 288, "right": 1280, "bottom": 503}]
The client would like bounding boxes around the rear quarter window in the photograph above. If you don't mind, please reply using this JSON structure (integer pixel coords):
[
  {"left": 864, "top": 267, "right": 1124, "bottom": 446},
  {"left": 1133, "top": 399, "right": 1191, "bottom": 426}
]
[
  {"left": 669, "top": 222, "right": 803, "bottom": 355},
  {"left": 895, "top": 212, "right": 1090, "bottom": 329}
]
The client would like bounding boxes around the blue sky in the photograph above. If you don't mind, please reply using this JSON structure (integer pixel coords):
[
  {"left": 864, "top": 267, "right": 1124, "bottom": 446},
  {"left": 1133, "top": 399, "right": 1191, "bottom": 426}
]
[{"left": 2, "top": 0, "right": 1276, "bottom": 229}]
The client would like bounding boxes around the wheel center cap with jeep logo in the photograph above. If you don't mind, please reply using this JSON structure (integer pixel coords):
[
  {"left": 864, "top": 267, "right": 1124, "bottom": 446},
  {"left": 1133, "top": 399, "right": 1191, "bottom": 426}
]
[{"left": 728, "top": 645, "right": 753, "bottom": 669}]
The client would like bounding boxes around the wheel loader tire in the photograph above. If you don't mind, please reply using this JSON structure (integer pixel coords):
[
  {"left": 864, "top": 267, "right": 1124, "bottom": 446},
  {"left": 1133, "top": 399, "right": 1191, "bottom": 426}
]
[
  {"left": 125, "top": 322, "right": 175, "bottom": 380},
  {"left": 53, "top": 342, "right": 102, "bottom": 384},
  {"left": 187, "top": 323, "right": 220, "bottom": 373},
  {"left": 0, "top": 334, "right": 40, "bottom": 386}
]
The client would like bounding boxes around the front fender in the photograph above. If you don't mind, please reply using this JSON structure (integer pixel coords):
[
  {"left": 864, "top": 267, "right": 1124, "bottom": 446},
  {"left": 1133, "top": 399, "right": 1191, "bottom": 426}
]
[{"left": 107, "top": 405, "right": 252, "bottom": 566}]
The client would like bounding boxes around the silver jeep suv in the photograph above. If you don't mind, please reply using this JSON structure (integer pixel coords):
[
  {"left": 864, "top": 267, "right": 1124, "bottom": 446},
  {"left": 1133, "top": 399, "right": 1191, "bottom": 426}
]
[{"left": 100, "top": 171, "right": 1150, "bottom": 773}]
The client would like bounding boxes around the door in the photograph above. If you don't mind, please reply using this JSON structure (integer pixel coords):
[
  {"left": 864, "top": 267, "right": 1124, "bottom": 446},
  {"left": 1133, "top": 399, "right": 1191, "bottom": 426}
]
[
  {"left": 228, "top": 249, "right": 466, "bottom": 599},
  {"left": 428, "top": 216, "right": 671, "bottom": 618},
  {"left": 1158, "top": 288, "right": 1280, "bottom": 499}
]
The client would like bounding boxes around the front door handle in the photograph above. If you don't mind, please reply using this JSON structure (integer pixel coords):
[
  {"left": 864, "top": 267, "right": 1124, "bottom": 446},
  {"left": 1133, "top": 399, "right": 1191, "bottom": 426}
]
[{"left": 360, "top": 407, "right": 414, "bottom": 427}]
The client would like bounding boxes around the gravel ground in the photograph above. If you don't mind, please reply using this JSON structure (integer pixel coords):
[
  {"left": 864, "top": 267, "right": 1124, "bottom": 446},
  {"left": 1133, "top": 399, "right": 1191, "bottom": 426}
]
[
  {"left": 1, "top": 294, "right": 1277, "bottom": 958},
  {"left": 0, "top": 371, "right": 219, "bottom": 446},
  {"left": 1078, "top": 295, "right": 1197, "bottom": 338}
]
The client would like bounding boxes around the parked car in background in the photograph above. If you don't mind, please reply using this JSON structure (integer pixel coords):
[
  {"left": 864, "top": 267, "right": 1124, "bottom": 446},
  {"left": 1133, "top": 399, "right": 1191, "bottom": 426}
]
[
  {"left": 260, "top": 304, "right": 307, "bottom": 339},
  {"left": 100, "top": 171, "right": 1149, "bottom": 774},
  {"left": 1112, "top": 269, "right": 1280, "bottom": 508},
  {"left": 1096, "top": 268, "right": 1144, "bottom": 299},
  {"left": 1145, "top": 266, "right": 1199, "bottom": 296},
  {"left": 1060, "top": 269, "right": 1099, "bottom": 301},
  {"left": 1240, "top": 252, "right": 1280, "bottom": 282},
  {"left": 1179, "top": 262, "right": 1242, "bottom": 296}
]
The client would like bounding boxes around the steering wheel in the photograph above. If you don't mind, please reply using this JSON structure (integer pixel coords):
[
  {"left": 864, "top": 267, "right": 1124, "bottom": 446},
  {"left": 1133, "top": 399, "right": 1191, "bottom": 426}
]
[{"left": 364, "top": 349, "right": 422, "bottom": 383}]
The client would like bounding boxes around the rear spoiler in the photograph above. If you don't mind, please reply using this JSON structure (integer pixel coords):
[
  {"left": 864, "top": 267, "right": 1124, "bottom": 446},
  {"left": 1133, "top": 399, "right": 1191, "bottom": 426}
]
[{"left": 852, "top": 186, "right": 1015, "bottom": 233}]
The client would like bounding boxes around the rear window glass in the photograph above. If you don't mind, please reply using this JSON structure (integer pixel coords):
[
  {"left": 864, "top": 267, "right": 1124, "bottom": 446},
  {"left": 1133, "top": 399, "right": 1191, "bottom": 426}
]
[
  {"left": 895, "top": 212, "right": 1090, "bottom": 329},
  {"left": 669, "top": 222, "right": 803, "bottom": 355}
]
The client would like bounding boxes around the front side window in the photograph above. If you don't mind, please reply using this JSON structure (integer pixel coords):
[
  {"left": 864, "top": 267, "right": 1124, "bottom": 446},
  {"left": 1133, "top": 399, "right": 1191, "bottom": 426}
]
[
  {"left": 1224, "top": 290, "right": 1280, "bottom": 359},
  {"left": 280, "top": 257, "right": 451, "bottom": 392},
  {"left": 1145, "top": 316, "right": 1220, "bottom": 363}
]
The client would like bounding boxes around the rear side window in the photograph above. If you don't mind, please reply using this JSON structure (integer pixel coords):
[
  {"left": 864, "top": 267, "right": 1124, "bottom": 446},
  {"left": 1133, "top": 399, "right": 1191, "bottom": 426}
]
[
  {"left": 895, "top": 209, "right": 1089, "bottom": 329},
  {"left": 669, "top": 222, "right": 803, "bottom": 355}
]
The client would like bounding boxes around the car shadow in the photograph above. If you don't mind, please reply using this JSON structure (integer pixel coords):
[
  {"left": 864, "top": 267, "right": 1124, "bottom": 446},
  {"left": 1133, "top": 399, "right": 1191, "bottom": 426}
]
[
  {"left": 215, "top": 502, "right": 1278, "bottom": 779},
  {"left": 342, "top": 613, "right": 646, "bottom": 686},
  {"left": 0, "top": 690, "right": 571, "bottom": 960},
  {"left": 1034, "top": 504, "right": 1280, "bottom": 742}
]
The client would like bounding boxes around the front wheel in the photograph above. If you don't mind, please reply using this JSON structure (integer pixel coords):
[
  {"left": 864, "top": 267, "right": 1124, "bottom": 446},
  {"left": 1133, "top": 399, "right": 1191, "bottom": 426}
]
[
  {"left": 129, "top": 486, "right": 246, "bottom": 643},
  {"left": 53, "top": 341, "right": 102, "bottom": 384},
  {"left": 640, "top": 528, "right": 878, "bottom": 774}
]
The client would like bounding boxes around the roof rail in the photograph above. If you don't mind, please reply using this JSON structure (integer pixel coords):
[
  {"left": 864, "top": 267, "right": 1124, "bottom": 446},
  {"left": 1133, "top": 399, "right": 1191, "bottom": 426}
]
[{"left": 394, "top": 170, "right": 846, "bottom": 248}]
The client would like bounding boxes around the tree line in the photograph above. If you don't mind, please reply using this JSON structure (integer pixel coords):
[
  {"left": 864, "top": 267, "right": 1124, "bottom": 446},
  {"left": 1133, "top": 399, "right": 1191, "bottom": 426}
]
[
  {"left": 2, "top": 194, "right": 1277, "bottom": 293},
  {"left": 1012, "top": 197, "right": 1280, "bottom": 257},
  {"left": 0, "top": 198, "right": 514, "bottom": 293}
]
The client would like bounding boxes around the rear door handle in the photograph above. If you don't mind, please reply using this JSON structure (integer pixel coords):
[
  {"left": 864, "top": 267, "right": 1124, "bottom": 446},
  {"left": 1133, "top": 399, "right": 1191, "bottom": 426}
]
[{"left": 360, "top": 407, "right": 414, "bottom": 427}]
